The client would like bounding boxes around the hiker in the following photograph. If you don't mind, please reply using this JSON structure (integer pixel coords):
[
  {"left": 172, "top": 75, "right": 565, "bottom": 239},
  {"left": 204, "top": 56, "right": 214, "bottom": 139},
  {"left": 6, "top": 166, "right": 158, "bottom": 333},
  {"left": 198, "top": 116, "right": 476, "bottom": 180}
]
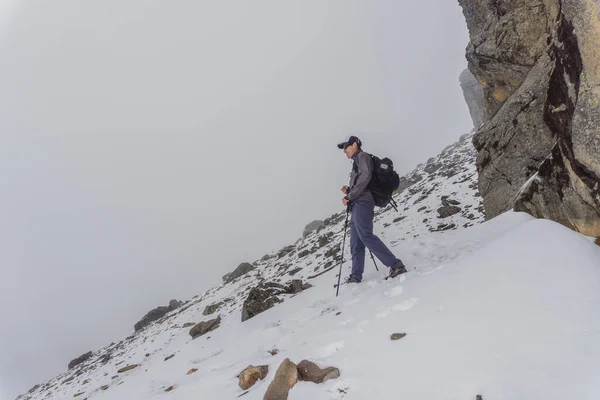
[{"left": 338, "top": 135, "right": 407, "bottom": 283}]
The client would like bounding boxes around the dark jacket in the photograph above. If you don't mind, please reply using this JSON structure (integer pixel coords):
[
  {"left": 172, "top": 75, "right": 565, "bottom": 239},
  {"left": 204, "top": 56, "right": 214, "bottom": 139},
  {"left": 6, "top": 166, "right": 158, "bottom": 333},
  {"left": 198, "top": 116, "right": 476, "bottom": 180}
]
[{"left": 347, "top": 149, "right": 375, "bottom": 204}]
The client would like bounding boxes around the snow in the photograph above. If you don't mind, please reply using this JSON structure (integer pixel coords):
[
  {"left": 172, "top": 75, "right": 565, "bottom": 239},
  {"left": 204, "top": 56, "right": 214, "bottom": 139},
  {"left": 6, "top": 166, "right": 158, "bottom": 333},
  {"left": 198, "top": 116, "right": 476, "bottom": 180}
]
[{"left": 20, "top": 135, "right": 600, "bottom": 400}]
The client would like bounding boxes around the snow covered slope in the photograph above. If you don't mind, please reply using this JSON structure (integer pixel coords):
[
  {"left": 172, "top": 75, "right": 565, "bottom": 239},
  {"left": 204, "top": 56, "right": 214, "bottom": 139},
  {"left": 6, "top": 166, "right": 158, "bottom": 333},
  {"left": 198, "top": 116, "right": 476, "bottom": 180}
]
[{"left": 19, "top": 134, "right": 600, "bottom": 400}]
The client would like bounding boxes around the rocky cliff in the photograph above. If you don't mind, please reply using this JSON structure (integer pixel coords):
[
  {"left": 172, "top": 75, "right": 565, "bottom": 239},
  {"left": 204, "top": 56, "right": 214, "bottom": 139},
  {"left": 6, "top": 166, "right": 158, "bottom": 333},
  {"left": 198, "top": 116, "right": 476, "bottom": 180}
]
[{"left": 458, "top": 0, "right": 600, "bottom": 237}]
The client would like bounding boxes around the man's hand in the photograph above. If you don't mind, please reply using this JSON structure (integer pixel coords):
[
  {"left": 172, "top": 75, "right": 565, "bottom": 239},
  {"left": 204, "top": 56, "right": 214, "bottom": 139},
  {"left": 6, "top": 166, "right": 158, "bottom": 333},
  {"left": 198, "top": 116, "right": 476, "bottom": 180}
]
[
  {"left": 342, "top": 197, "right": 350, "bottom": 206},
  {"left": 341, "top": 185, "right": 349, "bottom": 194}
]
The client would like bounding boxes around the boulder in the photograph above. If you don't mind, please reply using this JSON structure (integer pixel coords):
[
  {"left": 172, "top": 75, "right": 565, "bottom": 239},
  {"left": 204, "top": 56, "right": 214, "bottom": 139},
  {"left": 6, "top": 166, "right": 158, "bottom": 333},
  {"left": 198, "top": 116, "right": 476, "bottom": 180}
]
[
  {"left": 263, "top": 358, "right": 297, "bottom": 400},
  {"left": 68, "top": 351, "right": 93, "bottom": 370},
  {"left": 303, "top": 220, "right": 324, "bottom": 238},
  {"left": 134, "top": 299, "right": 182, "bottom": 332},
  {"left": 437, "top": 206, "right": 461, "bottom": 218},
  {"left": 223, "top": 262, "right": 255, "bottom": 284},
  {"left": 203, "top": 301, "right": 223, "bottom": 316},
  {"left": 189, "top": 316, "right": 221, "bottom": 339},
  {"left": 238, "top": 365, "right": 269, "bottom": 390},
  {"left": 241, "top": 280, "right": 312, "bottom": 322},
  {"left": 296, "top": 360, "right": 340, "bottom": 384}
]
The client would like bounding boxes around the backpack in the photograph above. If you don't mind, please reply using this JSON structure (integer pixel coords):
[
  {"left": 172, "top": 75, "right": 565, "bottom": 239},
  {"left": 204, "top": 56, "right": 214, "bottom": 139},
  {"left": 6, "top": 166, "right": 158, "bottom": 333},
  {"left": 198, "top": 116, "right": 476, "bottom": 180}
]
[{"left": 353, "top": 153, "right": 400, "bottom": 209}]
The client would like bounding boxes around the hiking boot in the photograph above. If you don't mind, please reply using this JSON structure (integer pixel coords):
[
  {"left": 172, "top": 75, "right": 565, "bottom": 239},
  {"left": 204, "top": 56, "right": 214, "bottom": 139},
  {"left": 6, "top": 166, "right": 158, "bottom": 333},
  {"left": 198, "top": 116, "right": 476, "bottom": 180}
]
[
  {"left": 344, "top": 275, "right": 362, "bottom": 284},
  {"left": 388, "top": 266, "right": 407, "bottom": 279}
]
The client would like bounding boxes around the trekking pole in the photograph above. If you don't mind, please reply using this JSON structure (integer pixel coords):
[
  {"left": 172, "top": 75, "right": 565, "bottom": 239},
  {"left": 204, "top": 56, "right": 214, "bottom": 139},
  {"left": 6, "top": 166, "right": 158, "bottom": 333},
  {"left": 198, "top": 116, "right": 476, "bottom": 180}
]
[
  {"left": 368, "top": 250, "right": 380, "bottom": 271},
  {"left": 335, "top": 204, "right": 351, "bottom": 297}
]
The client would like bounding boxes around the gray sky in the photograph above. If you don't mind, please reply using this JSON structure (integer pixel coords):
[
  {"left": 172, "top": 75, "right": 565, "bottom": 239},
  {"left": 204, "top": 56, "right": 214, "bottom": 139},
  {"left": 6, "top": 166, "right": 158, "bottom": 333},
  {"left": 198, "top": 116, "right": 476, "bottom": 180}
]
[{"left": 0, "top": 1, "right": 471, "bottom": 398}]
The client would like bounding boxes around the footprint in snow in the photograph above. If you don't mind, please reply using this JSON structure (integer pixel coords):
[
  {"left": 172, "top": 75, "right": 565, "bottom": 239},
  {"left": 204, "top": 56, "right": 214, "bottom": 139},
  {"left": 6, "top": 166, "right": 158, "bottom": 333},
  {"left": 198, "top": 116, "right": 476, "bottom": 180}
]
[
  {"left": 391, "top": 298, "right": 419, "bottom": 311},
  {"left": 316, "top": 341, "right": 345, "bottom": 359},
  {"left": 383, "top": 286, "right": 404, "bottom": 298}
]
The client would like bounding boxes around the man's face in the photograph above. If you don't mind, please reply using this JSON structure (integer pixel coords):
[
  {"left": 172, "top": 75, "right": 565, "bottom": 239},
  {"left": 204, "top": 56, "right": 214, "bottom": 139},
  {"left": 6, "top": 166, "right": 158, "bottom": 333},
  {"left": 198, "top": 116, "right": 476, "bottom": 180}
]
[{"left": 343, "top": 142, "right": 358, "bottom": 159}]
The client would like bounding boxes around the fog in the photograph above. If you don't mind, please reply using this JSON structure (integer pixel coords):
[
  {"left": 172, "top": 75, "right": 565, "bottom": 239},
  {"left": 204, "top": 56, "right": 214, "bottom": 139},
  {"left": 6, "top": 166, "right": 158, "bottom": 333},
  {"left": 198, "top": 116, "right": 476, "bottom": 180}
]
[{"left": 0, "top": 1, "right": 471, "bottom": 397}]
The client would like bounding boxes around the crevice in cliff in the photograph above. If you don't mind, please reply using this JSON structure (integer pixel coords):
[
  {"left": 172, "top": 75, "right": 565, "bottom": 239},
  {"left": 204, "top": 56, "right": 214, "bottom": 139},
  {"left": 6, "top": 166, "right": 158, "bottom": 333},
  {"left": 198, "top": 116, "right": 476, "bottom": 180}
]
[{"left": 544, "top": 7, "right": 600, "bottom": 210}]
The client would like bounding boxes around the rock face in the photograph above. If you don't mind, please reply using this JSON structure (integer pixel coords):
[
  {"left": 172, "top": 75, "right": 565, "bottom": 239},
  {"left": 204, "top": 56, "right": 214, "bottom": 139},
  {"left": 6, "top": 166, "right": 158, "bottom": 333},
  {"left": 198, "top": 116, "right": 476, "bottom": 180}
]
[
  {"left": 296, "top": 360, "right": 340, "bottom": 384},
  {"left": 241, "top": 280, "right": 312, "bottom": 322},
  {"left": 263, "top": 358, "right": 297, "bottom": 400},
  {"left": 189, "top": 316, "right": 221, "bottom": 339},
  {"left": 222, "top": 262, "right": 255, "bottom": 284},
  {"left": 459, "top": 68, "right": 485, "bottom": 128},
  {"left": 134, "top": 299, "right": 182, "bottom": 332},
  {"left": 458, "top": 0, "right": 600, "bottom": 237},
  {"left": 238, "top": 365, "right": 269, "bottom": 390},
  {"left": 68, "top": 351, "right": 93, "bottom": 369},
  {"left": 302, "top": 220, "right": 324, "bottom": 238}
]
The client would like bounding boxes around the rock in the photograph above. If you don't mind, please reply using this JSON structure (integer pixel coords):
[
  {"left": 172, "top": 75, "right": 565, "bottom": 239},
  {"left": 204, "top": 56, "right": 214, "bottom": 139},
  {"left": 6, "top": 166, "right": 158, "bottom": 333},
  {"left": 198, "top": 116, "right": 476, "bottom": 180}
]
[
  {"left": 28, "top": 384, "right": 41, "bottom": 394},
  {"left": 223, "top": 262, "right": 256, "bottom": 284},
  {"left": 277, "top": 245, "right": 296, "bottom": 258},
  {"left": 430, "top": 223, "right": 456, "bottom": 232},
  {"left": 73, "top": 392, "right": 85, "bottom": 397},
  {"left": 101, "top": 385, "right": 109, "bottom": 390},
  {"left": 182, "top": 322, "right": 195, "bottom": 328},
  {"left": 241, "top": 281, "right": 312, "bottom": 322},
  {"left": 263, "top": 358, "right": 297, "bottom": 400},
  {"left": 165, "top": 385, "right": 175, "bottom": 392},
  {"left": 397, "top": 173, "right": 423, "bottom": 194},
  {"left": 437, "top": 206, "right": 461, "bottom": 218},
  {"left": 68, "top": 351, "right": 93, "bottom": 370},
  {"left": 238, "top": 365, "right": 269, "bottom": 390},
  {"left": 317, "top": 233, "right": 332, "bottom": 248},
  {"left": 268, "top": 349, "right": 279, "bottom": 356},
  {"left": 164, "top": 354, "right": 175, "bottom": 361},
  {"left": 134, "top": 299, "right": 182, "bottom": 332},
  {"left": 203, "top": 302, "right": 223, "bottom": 316},
  {"left": 241, "top": 285, "right": 283, "bottom": 322},
  {"left": 393, "top": 216, "right": 406, "bottom": 223},
  {"left": 297, "top": 249, "right": 311, "bottom": 258},
  {"left": 288, "top": 267, "right": 302, "bottom": 276},
  {"left": 424, "top": 162, "right": 442, "bottom": 174},
  {"left": 391, "top": 333, "right": 407, "bottom": 340},
  {"left": 303, "top": 220, "right": 324, "bottom": 238},
  {"left": 476, "top": 396, "right": 483, "bottom": 400},
  {"left": 288, "top": 279, "right": 312, "bottom": 294},
  {"left": 441, "top": 196, "right": 461, "bottom": 207},
  {"left": 296, "top": 360, "right": 340, "bottom": 384},
  {"left": 460, "top": 68, "right": 485, "bottom": 128},
  {"left": 187, "top": 368, "right": 198, "bottom": 375},
  {"left": 189, "top": 316, "right": 221, "bottom": 339},
  {"left": 459, "top": 0, "right": 600, "bottom": 237},
  {"left": 595, "top": 237, "right": 600, "bottom": 247},
  {"left": 117, "top": 364, "right": 139, "bottom": 373},
  {"left": 168, "top": 299, "right": 182, "bottom": 310}
]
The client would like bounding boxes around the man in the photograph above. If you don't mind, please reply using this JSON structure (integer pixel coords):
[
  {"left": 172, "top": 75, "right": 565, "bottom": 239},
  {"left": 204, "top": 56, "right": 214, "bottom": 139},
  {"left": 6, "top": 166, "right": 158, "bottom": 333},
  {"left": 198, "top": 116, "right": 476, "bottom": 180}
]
[{"left": 338, "top": 135, "right": 407, "bottom": 283}]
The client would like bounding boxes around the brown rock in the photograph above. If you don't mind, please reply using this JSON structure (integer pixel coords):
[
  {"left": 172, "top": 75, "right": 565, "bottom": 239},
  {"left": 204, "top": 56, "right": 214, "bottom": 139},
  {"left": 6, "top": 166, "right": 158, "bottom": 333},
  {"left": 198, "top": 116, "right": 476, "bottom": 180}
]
[
  {"left": 263, "top": 358, "right": 297, "bottom": 400},
  {"left": 73, "top": 392, "right": 85, "bottom": 397},
  {"left": 476, "top": 396, "right": 483, "bottom": 400},
  {"left": 187, "top": 368, "right": 198, "bottom": 375},
  {"left": 117, "top": 364, "right": 139, "bottom": 373},
  {"left": 391, "top": 333, "right": 407, "bottom": 340},
  {"left": 238, "top": 365, "right": 269, "bottom": 390},
  {"left": 296, "top": 360, "right": 340, "bottom": 384},
  {"left": 595, "top": 237, "right": 600, "bottom": 246},
  {"left": 189, "top": 316, "right": 221, "bottom": 339},
  {"left": 268, "top": 349, "right": 279, "bottom": 356},
  {"left": 165, "top": 385, "right": 175, "bottom": 392}
]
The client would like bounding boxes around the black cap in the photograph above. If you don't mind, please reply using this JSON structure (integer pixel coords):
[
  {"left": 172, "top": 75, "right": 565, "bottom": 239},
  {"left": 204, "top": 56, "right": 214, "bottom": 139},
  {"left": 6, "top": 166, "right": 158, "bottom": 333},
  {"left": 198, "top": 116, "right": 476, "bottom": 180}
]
[{"left": 337, "top": 135, "right": 362, "bottom": 149}]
